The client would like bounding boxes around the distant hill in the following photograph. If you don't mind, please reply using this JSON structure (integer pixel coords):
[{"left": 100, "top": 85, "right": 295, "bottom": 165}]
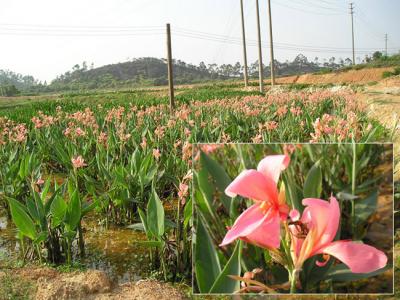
[
  {"left": 49, "top": 57, "right": 222, "bottom": 91},
  {"left": 2, "top": 52, "right": 398, "bottom": 95}
]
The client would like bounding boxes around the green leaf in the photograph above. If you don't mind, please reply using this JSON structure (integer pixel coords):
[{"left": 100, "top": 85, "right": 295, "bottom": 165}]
[
  {"left": 324, "top": 264, "right": 390, "bottom": 282},
  {"left": 8, "top": 198, "right": 38, "bottom": 240},
  {"left": 50, "top": 195, "right": 67, "bottom": 228},
  {"left": 200, "top": 152, "right": 232, "bottom": 213},
  {"left": 66, "top": 189, "right": 81, "bottom": 230},
  {"left": 127, "top": 223, "right": 145, "bottom": 231},
  {"left": 355, "top": 190, "right": 378, "bottom": 224},
  {"left": 209, "top": 241, "right": 242, "bottom": 293},
  {"left": 183, "top": 198, "right": 192, "bottom": 228},
  {"left": 303, "top": 161, "right": 322, "bottom": 199},
  {"left": 137, "top": 207, "right": 149, "bottom": 238},
  {"left": 146, "top": 188, "right": 165, "bottom": 237},
  {"left": 195, "top": 216, "right": 221, "bottom": 293}
]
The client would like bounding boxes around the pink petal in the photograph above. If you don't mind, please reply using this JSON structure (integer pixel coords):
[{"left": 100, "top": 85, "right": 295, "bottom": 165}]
[
  {"left": 302, "top": 197, "right": 340, "bottom": 251},
  {"left": 289, "top": 209, "right": 300, "bottom": 222},
  {"left": 220, "top": 203, "right": 267, "bottom": 247},
  {"left": 243, "top": 208, "right": 281, "bottom": 249},
  {"left": 257, "top": 155, "right": 290, "bottom": 184},
  {"left": 225, "top": 169, "right": 278, "bottom": 203},
  {"left": 320, "top": 241, "right": 387, "bottom": 273}
]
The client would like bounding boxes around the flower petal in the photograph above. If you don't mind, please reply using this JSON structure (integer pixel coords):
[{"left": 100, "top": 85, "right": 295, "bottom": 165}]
[
  {"left": 225, "top": 169, "right": 278, "bottom": 203},
  {"left": 220, "top": 203, "right": 267, "bottom": 247},
  {"left": 257, "top": 155, "right": 290, "bottom": 184},
  {"left": 302, "top": 196, "right": 340, "bottom": 251},
  {"left": 289, "top": 209, "right": 300, "bottom": 222},
  {"left": 320, "top": 241, "right": 387, "bottom": 273},
  {"left": 243, "top": 208, "right": 281, "bottom": 249}
]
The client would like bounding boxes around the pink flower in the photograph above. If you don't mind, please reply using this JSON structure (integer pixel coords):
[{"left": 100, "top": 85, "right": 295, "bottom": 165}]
[
  {"left": 178, "top": 183, "right": 189, "bottom": 204},
  {"left": 36, "top": 178, "right": 45, "bottom": 185},
  {"left": 71, "top": 156, "right": 87, "bottom": 169},
  {"left": 289, "top": 197, "right": 387, "bottom": 273},
  {"left": 153, "top": 149, "right": 161, "bottom": 160},
  {"left": 140, "top": 137, "right": 147, "bottom": 149},
  {"left": 220, "top": 155, "right": 290, "bottom": 249}
]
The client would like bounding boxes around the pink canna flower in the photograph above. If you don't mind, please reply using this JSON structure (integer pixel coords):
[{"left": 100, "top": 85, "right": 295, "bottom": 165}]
[
  {"left": 153, "top": 148, "right": 161, "bottom": 160},
  {"left": 71, "top": 155, "right": 87, "bottom": 169},
  {"left": 289, "top": 196, "right": 387, "bottom": 273},
  {"left": 220, "top": 155, "right": 290, "bottom": 249}
]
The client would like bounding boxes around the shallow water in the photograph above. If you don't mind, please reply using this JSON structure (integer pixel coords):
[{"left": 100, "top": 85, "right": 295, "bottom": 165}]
[{"left": 0, "top": 211, "right": 150, "bottom": 284}]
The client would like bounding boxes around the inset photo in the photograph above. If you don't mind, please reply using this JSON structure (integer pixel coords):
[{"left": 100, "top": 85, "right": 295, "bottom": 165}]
[{"left": 193, "top": 143, "right": 393, "bottom": 295}]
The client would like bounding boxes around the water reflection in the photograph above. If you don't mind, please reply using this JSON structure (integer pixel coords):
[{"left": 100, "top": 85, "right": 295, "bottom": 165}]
[{"left": 0, "top": 211, "right": 150, "bottom": 284}]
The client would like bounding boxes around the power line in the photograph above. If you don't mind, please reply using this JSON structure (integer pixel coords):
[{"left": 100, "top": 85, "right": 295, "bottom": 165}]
[{"left": 272, "top": 0, "right": 345, "bottom": 16}]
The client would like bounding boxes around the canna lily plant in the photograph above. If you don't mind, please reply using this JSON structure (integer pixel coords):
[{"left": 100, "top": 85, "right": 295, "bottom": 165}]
[{"left": 220, "top": 154, "right": 388, "bottom": 294}]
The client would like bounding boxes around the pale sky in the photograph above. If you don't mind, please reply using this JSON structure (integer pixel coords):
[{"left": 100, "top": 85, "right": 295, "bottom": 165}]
[{"left": 0, "top": 0, "right": 399, "bottom": 82}]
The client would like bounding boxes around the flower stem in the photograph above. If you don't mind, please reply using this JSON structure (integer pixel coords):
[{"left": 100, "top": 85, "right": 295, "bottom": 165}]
[
  {"left": 290, "top": 269, "right": 297, "bottom": 293},
  {"left": 351, "top": 142, "right": 357, "bottom": 236}
]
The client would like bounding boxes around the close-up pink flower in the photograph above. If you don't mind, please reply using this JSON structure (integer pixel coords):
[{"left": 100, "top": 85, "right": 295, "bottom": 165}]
[
  {"left": 71, "top": 155, "right": 87, "bottom": 169},
  {"left": 289, "top": 196, "right": 387, "bottom": 273},
  {"left": 220, "top": 155, "right": 290, "bottom": 249}
]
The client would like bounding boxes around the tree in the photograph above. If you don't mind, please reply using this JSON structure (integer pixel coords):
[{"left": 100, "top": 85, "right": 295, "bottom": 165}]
[
  {"left": 0, "top": 84, "right": 20, "bottom": 96},
  {"left": 372, "top": 51, "right": 383, "bottom": 61}
]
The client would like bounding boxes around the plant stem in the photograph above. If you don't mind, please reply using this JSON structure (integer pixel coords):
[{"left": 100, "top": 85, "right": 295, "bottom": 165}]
[
  {"left": 175, "top": 197, "right": 181, "bottom": 276},
  {"left": 290, "top": 269, "right": 297, "bottom": 293},
  {"left": 351, "top": 142, "right": 357, "bottom": 236},
  {"left": 78, "top": 222, "right": 85, "bottom": 257}
]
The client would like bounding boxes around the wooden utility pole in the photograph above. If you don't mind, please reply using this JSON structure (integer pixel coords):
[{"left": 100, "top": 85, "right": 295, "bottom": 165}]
[
  {"left": 385, "top": 34, "right": 388, "bottom": 57},
  {"left": 350, "top": 3, "right": 355, "bottom": 65},
  {"left": 240, "top": 0, "right": 249, "bottom": 87},
  {"left": 255, "top": 0, "right": 264, "bottom": 93},
  {"left": 166, "top": 23, "right": 175, "bottom": 110},
  {"left": 267, "top": 0, "right": 275, "bottom": 86}
]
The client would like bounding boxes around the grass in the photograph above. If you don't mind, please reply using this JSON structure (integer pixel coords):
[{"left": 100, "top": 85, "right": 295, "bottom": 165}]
[{"left": 0, "top": 271, "right": 34, "bottom": 300}]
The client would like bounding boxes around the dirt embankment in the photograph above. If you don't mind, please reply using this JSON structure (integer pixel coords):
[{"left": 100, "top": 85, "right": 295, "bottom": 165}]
[
  {"left": 0, "top": 267, "right": 188, "bottom": 300},
  {"left": 360, "top": 76, "right": 400, "bottom": 180},
  {"left": 272, "top": 67, "right": 395, "bottom": 85}
]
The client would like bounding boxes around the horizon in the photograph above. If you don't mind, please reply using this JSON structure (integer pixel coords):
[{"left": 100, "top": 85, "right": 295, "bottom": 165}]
[{"left": 1, "top": 0, "right": 399, "bottom": 82}]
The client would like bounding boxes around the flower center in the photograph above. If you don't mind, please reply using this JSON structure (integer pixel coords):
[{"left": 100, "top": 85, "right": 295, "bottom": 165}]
[
  {"left": 259, "top": 201, "right": 272, "bottom": 214},
  {"left": 288, "top": 220, "right": 309, "bottom": 239}
]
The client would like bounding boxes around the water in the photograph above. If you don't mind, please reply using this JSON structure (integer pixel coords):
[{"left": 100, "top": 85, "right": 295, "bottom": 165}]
[{"left": 0, "top": 210, "right": 151, "bottom": 284}]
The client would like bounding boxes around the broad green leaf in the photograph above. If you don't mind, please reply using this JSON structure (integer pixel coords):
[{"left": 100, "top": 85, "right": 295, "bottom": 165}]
[
  {"left": 324, "top": 264, "right": 390, "bottom": 282},
  {"left": 209, "top": 241, "right": 242, "bottom": 293},
  {"left": 66, "top": 190, "right": 81, "bottom": 230},
  {"left": 303, "top": 161, "right": 322, "bottom": 199},
  {"left": 138, "top": 207, "right": 149, "bottom": 236},
  {"left": 50, "top": 195, "right": 67, "bottom": 228},
  {"left": 183, "top": 198, "right": 192, "bottom": 228},
  {"left": 8, "top": 198, "right": 38, "bottom": 240},
  {"left": 147, "top": 188, "right": 165, "bottom": 237},
  {"left": 127, "top": 223, "right": 145, "bottom": 231},
  {"left": 200, "top": 152, "right": 232, "bottom": 213},
  {"left": 355, "top": 190, "right": 378, "bottom": 224},
  {"left": 26, "top": 198, "right": 40, "bottom": 223},
  {"left": 195, "top": 216, "right": 221, "bottom": 293}
]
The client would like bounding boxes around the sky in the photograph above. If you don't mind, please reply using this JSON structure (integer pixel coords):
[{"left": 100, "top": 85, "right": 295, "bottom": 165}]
[{"left": 0, "top": 0, "right": 399, "bottom": 82}]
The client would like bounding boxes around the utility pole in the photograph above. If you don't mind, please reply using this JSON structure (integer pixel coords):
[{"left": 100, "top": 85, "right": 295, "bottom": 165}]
[
  {"left": 255, "top": 0, "right": 264, "bottom": 93},
  {"left": 240, "top": 0, "right": 249, "bottom": 87},
  {"left": 350, "top": 3, "right": 355, "bottom": 65},
  {"left": 166, "top": 23, "right": 175, "bottom": 110},
  {"left": 385, "top": 34, "right": 388, "bottom": 57},
  {"left": 267, "top": 0, "right": 275, "bottom": 86}
]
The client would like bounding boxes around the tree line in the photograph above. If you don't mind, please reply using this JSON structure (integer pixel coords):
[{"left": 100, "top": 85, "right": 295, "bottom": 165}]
[{"left": 1, "top": 51, "right": 398, "bottom": 95}]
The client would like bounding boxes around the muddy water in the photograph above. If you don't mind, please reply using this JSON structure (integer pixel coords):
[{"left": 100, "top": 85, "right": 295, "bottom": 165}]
[{"left": 0, "top": 211, "right": 151, "bottom": 284}]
